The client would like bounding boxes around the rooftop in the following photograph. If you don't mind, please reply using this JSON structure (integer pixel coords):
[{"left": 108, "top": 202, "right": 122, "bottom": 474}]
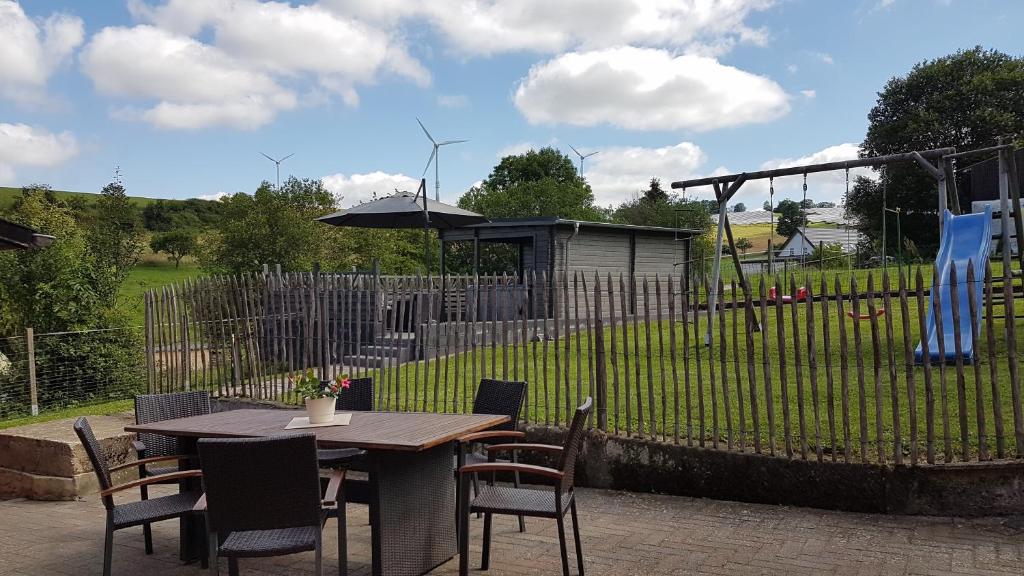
[
  {"left": 449, "top": 217, "right": 702, "bottom": 236},
  {"left": 714, "top": 207, "right": 855, "bottom": 226}
]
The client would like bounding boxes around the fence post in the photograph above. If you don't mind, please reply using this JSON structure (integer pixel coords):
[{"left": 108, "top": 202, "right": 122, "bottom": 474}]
[
  {"left": 593, "top": 272, "right": 607, "bottom": 430},
  {"left": 26, "top": 327, "right": 37, "bottom": 416},
  {"left": 181, "top": 313, "right": 191, "bottom": 391}
]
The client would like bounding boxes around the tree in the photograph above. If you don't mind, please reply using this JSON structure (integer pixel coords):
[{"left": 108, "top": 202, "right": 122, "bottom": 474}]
[
  {"left": 735, "top": 237, "right": 753, "bottom": 256},
  {"left": 643, "top": 177, "right": 667, "bottom": 203},
  {"left": 811, "top": 242, "right": 848, "bottom": 269},
  {"left": 458, "top": 147, "right": 605, "bottom": 221},
  {"left": 89, "top": 181, "right": 144, "bottom": 308},
  {"left": 849, "top": 47, "right": 1024, "bottom": 256},
  {"left": 775, "top": 199, "right": 804, "bottom": 238},
  {"left": 151, "top": 229, "right": 197, "bottom": 268},
  {"left": 200, "top": 177, "right": 336, "bottom": 274},
  {"left": 815, "top": 201, "right": 836, "bottom": 208},
  {"left": 799, "top": 198, "right": 815, "bottom": 209},
  {"left": 733, "top": 202, "right": 746, "bottom": 213},
  {"left": 762, "top": 200, "right": 772, "bottom": 211}
]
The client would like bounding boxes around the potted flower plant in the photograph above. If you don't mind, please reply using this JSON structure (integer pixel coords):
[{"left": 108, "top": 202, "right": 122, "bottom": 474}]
[{"left": 291, "top": 369, "right": 351, "bottom": 424}]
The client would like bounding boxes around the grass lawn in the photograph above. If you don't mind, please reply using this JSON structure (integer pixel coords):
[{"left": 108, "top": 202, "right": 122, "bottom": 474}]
[
  {"left": 118, "top": 252, "right": 205, "bottom": 326},
  {"left": 0, "top": 186, "right": 169, "bottom": 211},
  {"left": 0, "top": 399, "right": 132, "bottom": 430},
  {"left": 371, "top": 269, "right": 1024, "bottom": 464}
]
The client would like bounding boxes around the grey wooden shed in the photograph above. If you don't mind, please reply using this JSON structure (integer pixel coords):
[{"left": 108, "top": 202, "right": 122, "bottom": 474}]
[{"left": 438, "top": 217, "right": 701, "bottom": 282}]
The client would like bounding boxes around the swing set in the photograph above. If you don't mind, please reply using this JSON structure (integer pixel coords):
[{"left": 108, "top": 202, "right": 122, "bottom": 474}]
[{"left": 671, "top": 144, "right": 1024, "bottom": 346}]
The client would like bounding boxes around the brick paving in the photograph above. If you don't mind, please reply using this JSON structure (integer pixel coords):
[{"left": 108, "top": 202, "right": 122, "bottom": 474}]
[{"left": 2, "top": 486, "right": 1023, "bottom": 576}]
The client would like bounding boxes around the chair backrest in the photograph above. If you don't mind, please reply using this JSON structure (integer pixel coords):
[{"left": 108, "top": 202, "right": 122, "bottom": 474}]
[
  {"left": 472, "top": 379, "right": 527, "bottom": 432},
  {"left": 73, "top": 417, "right": 114, "bottom": 510},
  {"left": 557, "top": 397, "right": 593, "bottom": 491},
  {"left": 335, "top": 377, "right": 374, "bottom": 411},
  {"left": 135, "top": 391, "right": 211, "bottom": 457},
  {"left": 198, "top": 434, "right": 323, "bottom": 534}
]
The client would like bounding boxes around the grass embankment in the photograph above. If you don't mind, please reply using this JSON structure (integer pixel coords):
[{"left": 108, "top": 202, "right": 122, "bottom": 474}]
[
  {"left": 0, "top": 399, "right": 133, "bottom": 430},
  {"left": 378, "top": 272, "right": 1024, "bottom": 463},
  {"left": 117, "top": 251, "right": 205, "bottom": 326}
]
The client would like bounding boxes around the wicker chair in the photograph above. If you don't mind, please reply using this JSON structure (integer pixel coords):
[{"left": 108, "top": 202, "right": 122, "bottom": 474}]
[
  {"left": 456, "top": 379, "right": 528, "bottom": 531},
  {"left": 133, "top": 391, "right": 211, "bottom": 553},
  {"left": 197, "top": 434, "right": 345, "bottom": 576},
  {"left": 74, "top": 417, "right": 203, "bottom": 576},
  {"left": 458, "top": 397, "right": 592, "bottom": 576},
  {"left": 316, "top": 377, "right": 374, "bottom": 469}
]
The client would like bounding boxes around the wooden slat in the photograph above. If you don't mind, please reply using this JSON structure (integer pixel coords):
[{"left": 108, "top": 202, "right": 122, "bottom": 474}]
[
  {"left": 819, "top": 276, "right": 837, "bottom": 461},
  {"left": 708, "top": 282, "right": 720, "bottom": 450},
  {"left": 608, "top": 273, "right": 620, "bottom": 436},
  {"left": 804, "top": 279, "right": 822, "bottom": 462},
  {"left": 915, "top": 269, "right": 936, "bottom": 463},
  {"left": 731, "top": 281, "right": 746, "bottom": 452},
  {"left": 759, "top": 279, "right": 775, "bottom": 456},
  {"left": 932, "top": 266, "right": 952, "bottom": 462},
  {"left": 898, "top": 271, "right": 919, "bottom": 464},
  {"left": 619, "top": 274, "right": 633, "bottom": 437},
  {"left": 693, "top": 279, "right": 705, "bottom": 447},
  {"left": 743, "top": 281, "right": 760, "bottom": 454},
  {"left": 574, "top": 273, "right": 585, "bottom": 415},
  {"left": 540, "top": 271, "right": 550, "bottom": 425},
  {"left": 644, "top": 276, "right": 657, "bottom": 440},
  {"left": 1002, "top": 267, "right": 1023, "bottom": 456},
  {"left": 948, "top": 264, "right": 970, "bottom": 461},
  {"left": 717, "top": 279, "right": 732, "bottom": 450},
  {"left": 774, "top": 277, "right": 792, "bottom": 458},
  {"left": 865, "top": 273, "right": 885, "bottom": 464},
  {"left": 789, "top": 276, "right": 808, "bottom": 460},
  {"left": 656, "top": 276, "right": 668, "bottom": 440},
  {"left": 984, "top": 264, "right": 1004, "bottom": 458},
  {"left": 834, "top": 276, "right": 852, "bottom": 462},
  {"left": 668, "top": 275, "right": 681, "bottom": 444},
  {"left": 681, "top": 276, "right": 694, "bottom": 447},
  {"left": 850, "top": 276, "right": 869, "bottom": 463},
  {"left": 967, "top": 264, "right": 987, "bottom": 460},
  {"left": 881, "top": 272, "right": 902, "bottom": 465},
  {"left": 554, "top": 272, "right": 563, "bottom": 427}
]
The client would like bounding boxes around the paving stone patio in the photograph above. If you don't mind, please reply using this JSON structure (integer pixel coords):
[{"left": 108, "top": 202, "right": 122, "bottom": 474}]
[{"left": 2, "top": 485, "right": 1023, "bottom": 576}]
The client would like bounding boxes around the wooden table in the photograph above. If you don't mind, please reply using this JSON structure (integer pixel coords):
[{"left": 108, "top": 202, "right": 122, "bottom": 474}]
[{"left": 126, "top": 409, "right": 508, "bottom": 576}]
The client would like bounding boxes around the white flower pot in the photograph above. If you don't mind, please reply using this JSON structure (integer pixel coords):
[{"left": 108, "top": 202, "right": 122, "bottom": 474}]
[{"left": 305, "top": 397, "right": 337, "bottom": 424}]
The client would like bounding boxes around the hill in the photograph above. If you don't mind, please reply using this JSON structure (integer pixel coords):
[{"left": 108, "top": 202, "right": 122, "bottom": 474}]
[{"left": 0, "top": 186, "right": 174, "bottom": 211}]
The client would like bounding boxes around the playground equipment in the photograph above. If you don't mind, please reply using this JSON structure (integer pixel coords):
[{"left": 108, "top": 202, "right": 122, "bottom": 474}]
[
  {"left": 768, "top": 286, "right": 807, "bottom": 303},
  {"left": 672, "top": 143, "right": 1023, "bottom": 347},
  {"left": 915, "top": 208, "right": 992, "bottom": 363}
]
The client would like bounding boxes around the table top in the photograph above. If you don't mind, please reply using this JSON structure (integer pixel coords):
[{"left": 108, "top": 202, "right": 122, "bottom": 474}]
[{"left": 125, "top": 409, "right": 509, "bottom": 452}]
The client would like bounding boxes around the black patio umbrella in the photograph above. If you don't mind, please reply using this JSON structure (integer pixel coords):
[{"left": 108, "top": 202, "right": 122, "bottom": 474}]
[
  {"left": 317, "top": 179, "right": 487, "bottom": 271},
  {"left": 0, "top": 218, "right": 53, "bottom": 251}
]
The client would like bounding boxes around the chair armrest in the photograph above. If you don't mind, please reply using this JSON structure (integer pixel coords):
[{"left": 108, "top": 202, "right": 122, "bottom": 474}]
[
  {"left": 99, "top": 470, "right": 203, "bottom": 497},
  {"left": 321, "top": 469, "right": 345, "bottom": 508},
  {"left": 459, "top": 463, "right": 563, "bottom": 482},
  {"left": 132, "top": 440, "right": 146, "bottom": 456},
  {"left": 193, "top": 493, "right": 207, "bottom": 512},
  {"left": 484, "top": 443, "right": 563, "bottom": 455},
  {"left": 457, "top": 430, "right": 526, "bottom": 443},
  {"left": 108, "top": 454, "right": 197, "bottom": 473}
]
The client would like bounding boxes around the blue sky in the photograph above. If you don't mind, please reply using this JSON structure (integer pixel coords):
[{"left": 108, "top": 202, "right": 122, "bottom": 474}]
[{"left": 1, "top": 0, "right": 1021, "bottom": 211}]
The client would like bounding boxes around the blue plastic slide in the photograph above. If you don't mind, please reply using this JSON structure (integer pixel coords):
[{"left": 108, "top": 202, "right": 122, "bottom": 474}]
[{"left": 915, "top": 207, "right": 992, "bottom": 364}]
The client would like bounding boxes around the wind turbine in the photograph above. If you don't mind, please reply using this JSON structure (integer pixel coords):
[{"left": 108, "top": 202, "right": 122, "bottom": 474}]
[
  {"left": 569, "top": 145, "right": 599, "bottom": 178},
  {"left": 417, "top": 118, "right": 468, "bottom": 201},
  {"left": 260, "top": 152, "right": 294, "bottom": 189}
]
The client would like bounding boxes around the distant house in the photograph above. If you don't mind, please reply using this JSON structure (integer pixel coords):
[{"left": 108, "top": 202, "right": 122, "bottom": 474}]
[{"left": 775, "top": 226, "right": 863, "bottom": 259}]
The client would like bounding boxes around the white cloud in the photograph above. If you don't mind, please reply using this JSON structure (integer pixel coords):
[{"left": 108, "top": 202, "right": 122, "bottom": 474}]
[
  {"left": 197, "top": 191, "right": 229, "bottom": 201},
  {"left": 585, "top": 141, "right": 706, "bottom": 206},
  {"left": 809, "top": 51, "right": 834, "bottom": 65},
  {"left": 786, "top": 64, "right": 798, "bottom": 74},
  {"left": 800, "top": 89, "right": 816, "bottom": 99},
  {"left": 496, "top": 142, "right": 539, "bottom": 159},
  {"left": 514, "top": 47, "right": 790, "bottom": 131},
  {"left": 0, "top": 1, "right": 84, "bottom": 103},
  {"left": 329, "top": 0, "right": 774, "bottom": 57},
  {"left": 82, "top": 0, "right": 429, "bottom": 129},
  {"left": 0, "top": 123, "right": 79, "bottom": 184},
  {"left": 322, "top": 171, "right": 419, "bottom": 207},
  {"left": 437, "top": 94, "right": 469, "bottom": 108}
]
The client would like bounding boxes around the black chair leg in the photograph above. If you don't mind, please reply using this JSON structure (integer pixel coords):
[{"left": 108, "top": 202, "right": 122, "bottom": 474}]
[
  {"left": 570, "top": 499, "right": 584, "bottom": 576},
  {"left": 511, "top": 452, "right": 525, "bottom": 533},
  {"left": 103, "top": 522, "right": 114, "bottom": 576},
  {"left": 140, "top": 484, "right": 153, "bottom": 554},
  {"left": 228, "top": 557, "right": 240, "bottom": 576},
  {"left": 481, "top": 512, "right": 492, "bottom": 570},
  {"left": 472, "top": 473, "right": 481, "bottom": 519},
  {"left": 555, "top": 512, "right": 570, "bottom": 576}
]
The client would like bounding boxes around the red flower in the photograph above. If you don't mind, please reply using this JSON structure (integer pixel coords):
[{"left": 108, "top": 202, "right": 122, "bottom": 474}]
[{"left": 340, "top": 378, "right": 351, "bottom": 389}]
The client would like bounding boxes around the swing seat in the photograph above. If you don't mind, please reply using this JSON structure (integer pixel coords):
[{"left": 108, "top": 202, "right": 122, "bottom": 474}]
[
  {"left": 768, "top": 286, "right": 807, "bottom": 303},
  {"left": 847, "top": 309, "right": 886, "bottom": 320}
]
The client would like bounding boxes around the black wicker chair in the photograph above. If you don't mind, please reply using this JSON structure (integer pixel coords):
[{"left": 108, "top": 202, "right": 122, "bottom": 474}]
[
  {"left": 458, "top": 397, "right": 592, "bottom": 576},
  {"left": 316, "top": 377, "right": 374, "bottom": 469},
  {"left": 74, "top": 417, "right": 203, "bottom": 576},
  {"left": 456, "top": 379, "right": 528, "bottom": 531},
  {"left": 197, "top": 434, "right": 345, "bottom": 576},
  {"left": 133, "top": 391, "right": 211, "bottom": 553}
]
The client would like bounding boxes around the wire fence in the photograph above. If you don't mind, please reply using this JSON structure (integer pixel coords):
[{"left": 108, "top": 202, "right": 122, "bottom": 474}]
[{"left": 0, "top": 326, "right": 144, "bottom": 420}]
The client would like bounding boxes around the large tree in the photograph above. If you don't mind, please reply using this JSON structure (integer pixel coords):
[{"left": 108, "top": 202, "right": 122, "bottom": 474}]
[
  {"left": 775, "top": 199, "right": 804, "bottom": 239},
  {"left": 200, "top": 177, "right": 336, "bottom": 274},
  {"left": 89, "top": 181, "right": 145, "bottom": 308},
  {"left": 458, "top": 147, "right": 605, "bottom": 220},
  {"left": 848, "top": 47, "right": 1024, "bottom": 256}
]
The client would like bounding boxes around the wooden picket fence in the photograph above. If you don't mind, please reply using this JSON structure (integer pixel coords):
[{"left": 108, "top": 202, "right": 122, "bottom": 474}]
[{"left": 145, "top": 263, "right": 1024, "bottom": 466}]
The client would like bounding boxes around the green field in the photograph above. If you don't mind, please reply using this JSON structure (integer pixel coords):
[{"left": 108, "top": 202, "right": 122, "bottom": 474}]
[
  {"left": 118, "top": 252, "right": 205, "bottom": 326},
  {"left": 365, "top": 270, "right": 1024, "bottom": 464},
  {"left": 0, "top": 186, "right": 169, "bottom": 211}
]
